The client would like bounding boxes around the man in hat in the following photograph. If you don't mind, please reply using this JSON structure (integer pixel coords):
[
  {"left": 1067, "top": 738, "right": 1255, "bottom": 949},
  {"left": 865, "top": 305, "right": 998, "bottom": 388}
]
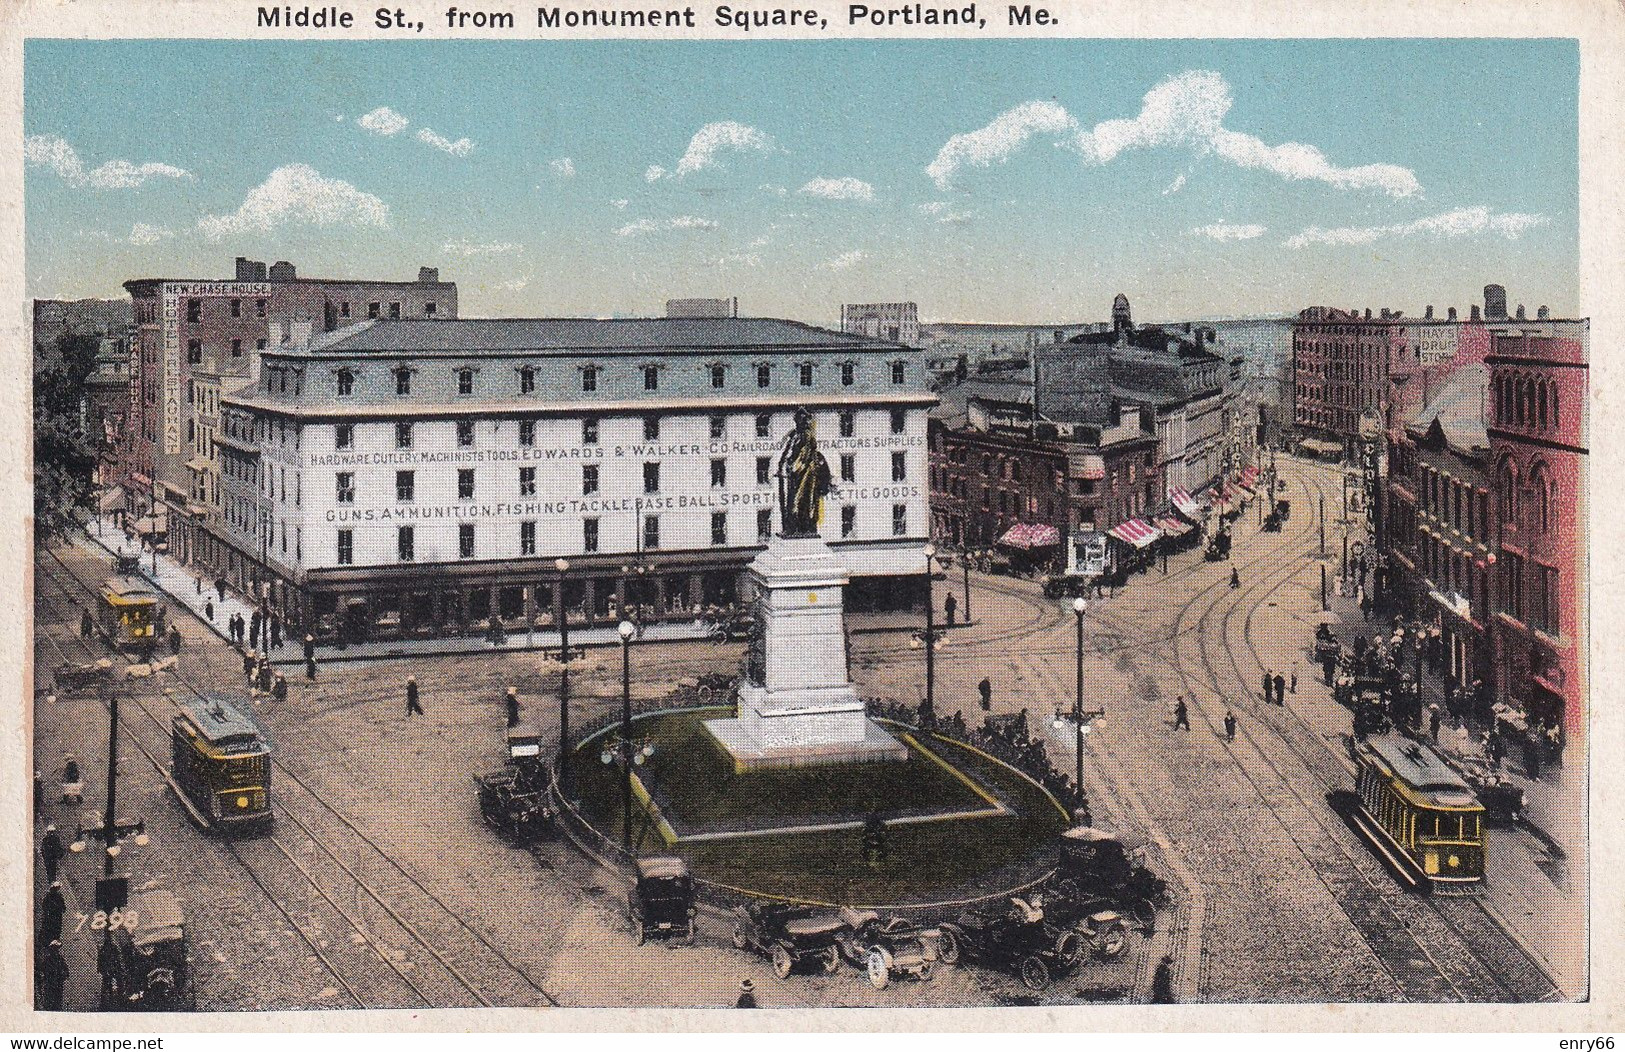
[
  {"left": 405, "top": 676, "right": 423, "bottom": 717},
  {"left": 249, "top": 610, "right": 262, "bottom": 653},
  {"left": 97, "top": 930, "right": 121, "bottom": 1008},
  {"left": 1273, "top": 672, "right": 1286, "bottom": 707},
  {"left": 978, "top": 677, "right": 993, "bottom": 713},
  {"left": 272, "top": 674, "right": 288, "bottom": 704},
  {"left": 1262, "top": 670, "right": 1273, "bottom": 704},
  {"left": 303, "top": 633, "right": 316, "bottom": 663},
  {"left": 80, "top": 607, "right": 94, "bottom": 640},
  {"left": 1223, "top": 709, "right": 1237, "bottom": 742},
  {"left": 243, "top": 649, "right": 255, "bottom": 681},
  {"left": 37, "top": 939, "right": 68, "bottom": 1010},
  {"left": 40, "top": 882, "right": 67, "bottom": 945},
  {"left": 505, "top": 687, "right": 521, "bottom": 728},
  {"left": 41, "top": 824, "right": 64, "bottom": 883},
  {"left": 735, "top": 979, "right": 758, "bottom": 1008},
  {"left": 1172, "top": 696, "right": 1190, "bottom": 731},
  {"left": 270, "top": 614, "right": 282, "bottom": 651}
]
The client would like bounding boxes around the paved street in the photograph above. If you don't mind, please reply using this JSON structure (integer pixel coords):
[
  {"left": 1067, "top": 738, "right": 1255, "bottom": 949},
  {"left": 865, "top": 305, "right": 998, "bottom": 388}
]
[{"left": 31, "top": 456, "right": 1579, "bottom": 1009}]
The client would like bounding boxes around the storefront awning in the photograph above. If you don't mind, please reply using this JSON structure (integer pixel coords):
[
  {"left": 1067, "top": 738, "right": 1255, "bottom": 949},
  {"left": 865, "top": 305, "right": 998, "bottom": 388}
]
[
  {"left": 133, "top": 515, "right": 167, "bottom": 535},
  {"left": 1168, "top": 487, "right": 1204, "bottom": 521},
  {"left": 97, "top": 486, "right": 126, "bottom": 513},
  {"left": 1108, "top": 518, "right": 1162, "bottom": 549},
  {"left": 1300, "top": 438, "right": 1343, "bottom": 457},
  {"left": 1154, "top": 516, "right": 1192, "bottom": 538},
  {"left": 998, "top": 522, "right": 1061, "bottom": 549},
  {"left": 1074, "top": 455, "right": 1107, "bottom": 481}
]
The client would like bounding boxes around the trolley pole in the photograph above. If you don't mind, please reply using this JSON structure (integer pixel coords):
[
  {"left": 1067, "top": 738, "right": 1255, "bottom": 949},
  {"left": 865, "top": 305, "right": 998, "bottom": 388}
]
[
  {"left": 555, "top": 559, "right": 572, "bottom": 797},
  {"left": 922, "top": 544, "right": 936, "bottom": 726},
  {"left": 1319, "top": 496, "right": 1326, "bottom": 557},
  {"left": 962, "top": 558, "right": 971, "bottom": 624},
  {"left": 103, "top": 689, "right": 119, "bottom": 878},
  {"left": 1074, "top": 601, "right": 1085, "bottom": 802},
  {"left": 619, "top": 622, "right": 634, "bottom": 852},
  {"left": 1320, "top": 564, "right": 1328, "bottom": 612}
]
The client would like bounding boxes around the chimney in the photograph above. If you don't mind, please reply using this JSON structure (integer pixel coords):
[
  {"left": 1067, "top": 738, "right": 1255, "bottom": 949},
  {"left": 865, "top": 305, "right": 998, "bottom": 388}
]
[
  {"left": 1448, "top": 307, "right": 1458, "bottom": 322},
  {"left": 417, "top": 267, "right": 439, "bottom": 284},
  {"left": 235, "top": 257, "right": 256, "bottom": 282},
  {"left": 1471, "top": 305, "right": 1481, "bottom": 321},
  {"left": 1538, "top": 305, "right": 1550, "bottom": 320},
  {"left": 1425, "top": 305, "right": 1434, "bottom": 320},
  {"left": 268, "top": 260, "right": 297, "bottom": 283},
  {"left": 1364, "top": 308, "right": 1372, "bottom": 320},
  {"left": 1516, "top": 304, "right": 1526, "bottom": 320},
  {"left": 1483, "top": 284, "right": 1508, "bottom": 321}
]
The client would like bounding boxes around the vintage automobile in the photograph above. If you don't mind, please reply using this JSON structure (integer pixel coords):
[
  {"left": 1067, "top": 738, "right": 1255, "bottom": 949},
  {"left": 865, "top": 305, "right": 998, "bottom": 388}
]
[
  {"left": 1047, "top": 826, "right": 1170, "bottom": 935},
  {"left": 1276, "top": 498, "right": 1292, "bottom": 521},
  {"left": 473, "top": 728, "right": 555, "bottom": 842},
  {"left": 628, "top": 855, "right": 697, "bottom": 944},
  {"left": 936, "top": 896, "right": 1080, "bottom": 991},
  {"left": 835, "top": 907, "right": 940, "bottom": 990},
  {"left": 1041, "top": 573, "right": 1093, "bottom": 600},
  {"left": 1037, "top": 896, "right": 1132, "bottom": 960},
  {"left": 1204, "top": 531, "right": 1232, "bottom": 561},
  {"left": 731, "top": 902, "right": 845, "bottom": 979},
  {"left": 104, "top": 889, "right": 191, "bottom": 1010},
  {"left": 1262, "top": 511, "right": 1283, "bottom": 532},
  {"left": 1453, "top": 754, "right": 1527, "bottom": 822}
]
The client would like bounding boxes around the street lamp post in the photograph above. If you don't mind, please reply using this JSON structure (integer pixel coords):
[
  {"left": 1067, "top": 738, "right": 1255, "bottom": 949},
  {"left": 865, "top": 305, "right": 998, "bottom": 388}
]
[
  {"left": 554, "top": 557, "right": 572, "bottom": 795},
  {"left": 962, "top": 553, "right": 972, "bottom": 623},
  {"left": 922, "top": 544, "right": 936, "bottom": 726},
  {"left": 618, "top": 619, "right": 635, "bottom": 851},
  {"left": 1319, "top": 495, "right": 1326, "bottom": 557},
  {"left": 72, "top": 687, "right": 148, "bottom": 904},
  {"left": 1073, "top": 597, "right": 1086, "bottom": 802}
]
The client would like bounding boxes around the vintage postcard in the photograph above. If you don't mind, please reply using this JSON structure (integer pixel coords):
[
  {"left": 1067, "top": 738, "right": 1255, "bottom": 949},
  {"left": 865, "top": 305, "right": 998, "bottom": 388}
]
[{"left": 7, "top": 0, "right": 1622, "bottom": 1033}]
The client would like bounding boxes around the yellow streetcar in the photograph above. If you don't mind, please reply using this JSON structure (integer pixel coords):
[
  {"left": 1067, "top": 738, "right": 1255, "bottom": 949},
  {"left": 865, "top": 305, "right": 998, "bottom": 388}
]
[
  {"left": 99, "top": 576, "right": 167, "bottom": 654},
  {"left": 1351, "top": 735, "right": 1485, "bottom": 893},
  {"left": 170, "top": 697, "right": 273, "bottom": 836}
]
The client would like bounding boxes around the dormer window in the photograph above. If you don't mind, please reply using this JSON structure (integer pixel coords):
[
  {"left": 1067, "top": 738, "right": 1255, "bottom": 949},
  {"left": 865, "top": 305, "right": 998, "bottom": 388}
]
[
  {"left": 756, "top": 364, "right": 771, "bottom": 388},
  {"left": 519, "top": 366, "right": 536, "bottom": 394},
  {"left": 841, "top": 361, "right": 856, "bottom": 386},
  {"left": 336, "top": 369, "right": 354, "bottom": 397},
  {"left": 711, "top": 364, "right": 726, "bottom": 389},
  {"left": 394, "top": 368, "right": 412, "bottom": 396},
  {"left": 891, "top": 360, "right": 906, "bottom": 384},
  {"left": 582, "top": 365, "right": 599, "bottom": 393},
  {"left": 644, "top": 364, "right": 660, "bottom": 391},
  {"left": 457, "top": 368, "right": 474, "bottom": 396}
]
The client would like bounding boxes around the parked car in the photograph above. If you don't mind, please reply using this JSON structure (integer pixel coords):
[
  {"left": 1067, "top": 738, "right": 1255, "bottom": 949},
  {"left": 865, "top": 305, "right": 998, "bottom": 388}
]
[
  {"left": 473, "top": 728, "right": 555, "bottom": 842},
  {"left": 628, "top": 855, "right": 696, "bottom": 944},
  {"left": 936, "top": 897, "right": 1080, "bottom": 991},
  {"left": 835, "top": 907, "right": 940, "bottom": 990},
  {"left": 1048, "top": 825, "right": 1170, "bottom": 935},
  {"left": 103, "top": 889, "right": 191, "bottom": 1010},
  {"left": 1038, "top": 896, "right": 1131, "bottom": 960},
  {"left": 731, "top": 902, "right": 846, "bottom": 979}
]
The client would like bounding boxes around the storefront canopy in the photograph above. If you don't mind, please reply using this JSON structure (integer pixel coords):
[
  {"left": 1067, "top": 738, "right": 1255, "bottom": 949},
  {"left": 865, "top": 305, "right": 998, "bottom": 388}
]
[
  {"left": 1168, "top": 487, "right": 1204, "bottom": 521},
  {"left": 1154, "top": 516, "right": 1192, "bottom": 538},
  {"left": 1107, "top": 518, "right": 1162, "bottom": 549},
  {"left": 97, "top": 486, "right": 125, "bottom": 513},
  {"left": 998, "top": 522, "right": 1061, "bottom": 549}
]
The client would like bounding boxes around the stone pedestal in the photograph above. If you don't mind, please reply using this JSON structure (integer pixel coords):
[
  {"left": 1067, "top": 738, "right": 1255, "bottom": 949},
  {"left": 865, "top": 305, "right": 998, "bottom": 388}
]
[{"left": 704, "top": 536, "right": 907, "bottom": 772}]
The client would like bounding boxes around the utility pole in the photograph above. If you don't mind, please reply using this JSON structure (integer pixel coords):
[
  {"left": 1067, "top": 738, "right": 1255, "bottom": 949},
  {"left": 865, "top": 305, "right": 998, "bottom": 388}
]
[{"left": 1319, "top": 496, "right": 1326, "bottom": 557}]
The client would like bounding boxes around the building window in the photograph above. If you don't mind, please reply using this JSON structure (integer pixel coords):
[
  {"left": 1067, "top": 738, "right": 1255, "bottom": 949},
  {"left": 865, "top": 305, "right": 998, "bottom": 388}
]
[
  {"left": 757, "top": 364, "right": 771, "bottom": 388},
  {"left": 643, "top": 515, "right": 660, "bottom": 550},
  {"left": 711, "top": 458, "right": 727, "bottom": 487},
  {"left": 187, "top": 299, "right": 201, "bottom": 323},
  {"left": 892, "top": 451, "right": 907, "bottom": 482},
  {"left": 336, "top": 472, "right": 355, "bottom": 504},
  {"left": 644, "top": 364, "right": 659, "bottom": 391},
  {"left": 755, "top": 413, "right": 771, "bottom": 438},
  {"left": 232, "top": 339, "right": 243, "bottom": 358},
  {"left": 581, "top": 465, "right": 599, "bottom": 495},
  {"left": 643, "top": 462, "right": 661, "bottom": 494},
  {"left": 230, "top": 298, "right": 241, "bottom": 318},
  {"left": 398, "top": 526, "right": 415, "bottom": 562},
  {"left": 257, "top": 338, "right": 267, "bottom": 352},
  {"left": 583, "top": 517, "right": 600, "bottom": 552},
  {"left": 711, "top": 511, "right": 728, "bottom": 546},
  {"left": 337, "top": 529, "right": 353, "bottom": 565},
  {"left": 710, "top": 414, "right": 726, "bottom": 440},
  {"left": 583, "top": 418, "right": 599, "bottom": 445},
  {"left": 459, "top": 523, "right": 475, "bottom": 558},
  {"left": 389, "top": 302, "right": 401, "bottom": 319},
  {"left": 643, "top": 416, "right": 660, "bottom": 441},
  {"left": 458, "top": 468, "right": 475, "bottom": 500},
  {"left": 520, "top": 520, "right": 536, "bottom": 555},
  {"left": 756, "top": 457, "right": 771, "bottom": 486},
  {"left": 396, "top": 470, "right": 415, "bottom": 502},
  {"left": 519, "top": 466, "right": 536, "bottom": 496},
  {"left": 841, "top": 454, "right": 856, "bottom": 483},
  {"left": 892, "top": 503, "right": 907, "bottom": 537},
  {"left": 336, "top": 424, "right": 353, "bottom": 449},
  {"left": 582, "top": 366, "right": 598, "bottom": 392},
  {"left": 891, "top": 360, "right": 906, "bottom": 384},
  {"left": 458, "top": 368, "right": 474, "bottom": 395},
  {"left": 187, "top": 339, "right": 202, "bottom": 365},
  {"left": 368, "top": 302, "right": 381, "bottom": 319},
  {"left": 841, "top": 362, "right": 855, "bottom": 386},
  {"left": 891, "top": 409, "right": 907, "bottom": 434},
  {"left": 841, "top": 505, "right": 856, "bottom": 538},
  {"left": 340, "top": 301, "right": 351, "bottom": 319},
  {"left": 395, "top": 421, "right": 413, "bottom": 449},
  {"left": 757, "top": 508, "right": 773, "bottom": 540},
  {"left": 395, "top": 368, "right": 411, "bottom": 395},
  {"left": 424, "top": 302, "right": 437, "bottom": 316},
  {"left": 519, "top": 419, "right": 536, "bottom": 446},
  {"left": 336, "top": 369, "right": 354, "bottom": 397},
  {"left": 799, "top": 363, "right": 814, "bottom": 387},
  {"left": 711, "top": 364, "right": 726, "bottom": 389},
  {"left": 840, "top": 411, "right": 855, "bottom": 438},
  {"left": 519, "top": 367, "right": 535, "bottom": 394},
  {"left": 457, "top": 420, "right": 474, "bottom": 447}
]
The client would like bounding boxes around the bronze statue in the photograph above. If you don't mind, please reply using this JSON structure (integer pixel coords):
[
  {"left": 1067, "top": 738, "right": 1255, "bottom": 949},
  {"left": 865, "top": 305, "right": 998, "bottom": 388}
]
[{"left": 776, "top": 407, "right": 832, "bottom": 538}]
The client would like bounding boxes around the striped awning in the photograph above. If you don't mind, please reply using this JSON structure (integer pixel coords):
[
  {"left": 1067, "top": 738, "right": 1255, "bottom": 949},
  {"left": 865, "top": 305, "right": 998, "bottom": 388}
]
[
  {"left": 1168, "top": 487, "right": 1204, "bottom": 520},
  {"left": 1154, "top": 516, "right": 1192, "bottom": 538},
  {"left": 1107, "top": 518, "right": 1162, "bottom": 549},
  {"left": 998, "top": 522, "right": 1062, "bottom": 549}
]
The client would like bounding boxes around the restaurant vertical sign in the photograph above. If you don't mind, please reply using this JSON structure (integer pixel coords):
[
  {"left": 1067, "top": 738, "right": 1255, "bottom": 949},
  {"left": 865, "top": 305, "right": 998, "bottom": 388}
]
[{"left": 161, "top": 283, "right": 182, "bottom": 455}]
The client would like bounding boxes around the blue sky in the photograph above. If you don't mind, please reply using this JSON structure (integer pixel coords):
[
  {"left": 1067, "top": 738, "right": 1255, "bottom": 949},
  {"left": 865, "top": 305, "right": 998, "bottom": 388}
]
[{"left": 25, "top": 38, "right": 1578, "bottom": 323}]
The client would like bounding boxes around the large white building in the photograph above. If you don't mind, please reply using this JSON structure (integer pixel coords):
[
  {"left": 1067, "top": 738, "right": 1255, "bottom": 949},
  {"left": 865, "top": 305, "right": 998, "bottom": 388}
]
[{"left": 218, "top": 317, "right": 932, "bottom": 641}]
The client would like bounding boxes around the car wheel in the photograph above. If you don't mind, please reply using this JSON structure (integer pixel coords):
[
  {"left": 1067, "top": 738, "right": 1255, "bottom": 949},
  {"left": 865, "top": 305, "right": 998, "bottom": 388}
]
[
  {"left": 821, "top": 945, "right": 840, "bottom": 974},
  {"left": 937, "top": 927, "right": 962, "bottom": 965},
  {"left": 1020, "top": 956, "right": 1051, "bottom": 991},
  {"left": 1055, "top": 931, "right": 1083, "bottom": 966},
  {"left": 866, "top": 950, "right": 891, "bottom": 990},
  {"left": 771, "top": 944, "right": 793, "bottom": 979},
  {"left": 732, "top": 925, "right": 749, "bottom": 951},
  {"left": 1100, "top": 925, "right": 1128, "bottom": 958},
  {"left": 916, "top": 959, "right": 935, "bottom": 982}
]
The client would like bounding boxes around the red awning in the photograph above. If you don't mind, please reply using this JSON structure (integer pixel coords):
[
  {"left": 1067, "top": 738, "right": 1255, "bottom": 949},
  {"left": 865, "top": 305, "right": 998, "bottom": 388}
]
[
  {"left": 1107, "top": 518, "right": 1162, "bottom": 549},
  {"left": 998, "top": 522, "right": 1062, "bottom": 549},
  {"left": 1169, "top": 487, "right": 1204, "bottom": 520},
  {"left": 1154, "top": 516, "right": 1192, "bottom": 538}
]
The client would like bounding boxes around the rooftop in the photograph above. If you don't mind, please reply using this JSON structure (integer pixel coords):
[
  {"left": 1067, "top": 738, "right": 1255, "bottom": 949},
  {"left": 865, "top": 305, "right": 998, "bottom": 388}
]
[{"left": 296, "top": 317, "right": 902, "bottom": 356}]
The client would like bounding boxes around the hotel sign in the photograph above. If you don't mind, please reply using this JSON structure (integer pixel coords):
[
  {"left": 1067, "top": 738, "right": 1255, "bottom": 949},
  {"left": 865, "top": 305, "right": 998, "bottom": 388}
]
[{"left": 160, "top": 282, "right": 272, "bottom": 455}]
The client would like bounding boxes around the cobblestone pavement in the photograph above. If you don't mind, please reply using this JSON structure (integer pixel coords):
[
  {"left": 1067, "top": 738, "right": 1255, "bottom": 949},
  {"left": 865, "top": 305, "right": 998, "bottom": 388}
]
[{"left": 31, "top": 455, "right": 1576, "bottom": 1010}]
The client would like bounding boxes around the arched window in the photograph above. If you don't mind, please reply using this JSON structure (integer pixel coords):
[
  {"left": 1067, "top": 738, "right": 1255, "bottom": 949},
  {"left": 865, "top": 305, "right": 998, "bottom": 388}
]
[
  {"left": 1551, "top": 385, "right": 1560, "bottom": 430},
  {"left": 1537, "top": 380, "right": 1548, "bottom": 431},
  {"left": 1498, "top": 459, "right": 1519, "bottom": 537},
  {"left": 1531, "top": 463, "right": 1555, "bottom": 533}
]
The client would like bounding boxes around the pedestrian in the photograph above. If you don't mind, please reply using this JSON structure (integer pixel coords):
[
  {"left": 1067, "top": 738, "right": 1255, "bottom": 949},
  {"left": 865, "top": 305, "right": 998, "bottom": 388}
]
[
  {"left": 256, "top": 660, "right": 272, "bottom": 694},
  {"left": 80, "top": 608, "right": 94, "bottom": 639},
  {"left": 249, "top": 611, "right": 262, "bottom": 652},
  {"left": 34, "top": 770, "right": 45, "bottom": 820},
  {"left": 1173, "top": 696, "right": 1190, "bottom": 731},
  {"left": 272, "top": 674, "right": 288, "bottom": 703},
  {"left": 195, "top": 574, "right": 202, "bottom": 596},
  {"left": 978, "top": 677, "right": 993, "bottom": 713},
  {"left": 303, "top": 633, "right": 316, "bottom": 663},
  {"left": 1262, "top": 670, "right": 1273, "bottom": 703},
  {"left": 944, "top": 592, "right": 957, "bottom": 628},
  {"left": 1289, "top": 667, "right": 1298, "bottom": 695},
  {"left": 229, "top": 612, "right": 241, "bottom": 645},
  {"left": 1321, "top": 654, "right": 1336, "bottom": 687},
  {"left": 1151, "top": 955, "right": 1175, "bottom": 1004},
  {"left": 1428, "top": 705, "right": 1441, "bottom": 742},
  {"left": 37, "top": 940, "right": 67, "bottom": 1011},
  {"left": 1523, "top": 736, "right": 1542, "bottom": 781},
  {"left": 41, "top": 825, "right": 63, "bottom": 883},
  {"left": 1273, "top": 673, "right": 1286, "bottom": 706},
  {"left": 1223, "top": 709, "right": 1237, "bottom": 742},
  {"left": 505, "top": 687, "right": 521, "bottom": 728},
  {"left": 243, "top": 649, "right": 255, "bottom": 681},
  {"left": 1230, "top": 567, "right": 1240, "bottom": 589},
  {"left": 204, "top": 599, "right": 215, "bottom": 623},
  {"left": 1360, "top": 589, "right": 1371, "bottom": 620},
  {"left": 216, "top": 576, "right": 227, "bottom": 601},
  {"left": 168, "top": 624, "right": 182, "bottom": 655},
  {"left": 305, "top": 655, "right": 318, "bottom": 682},
  {"left": 62, "top": 756, "right": 80, "bottom": 788},
  {"left": 270, "top": 614, "right": 282, "bottom": 650},
  {"left": 405, "top": 676, "right": 423, "bottom": 717},
  {"left": 735, "top": 978, "right": 758, "bottom": 1009},
  {"left": 40, "top": 882, "right": 66, "bottom": 945},
  {"left": 98, "top": 931, "right": 120, "bottom": 1008}
]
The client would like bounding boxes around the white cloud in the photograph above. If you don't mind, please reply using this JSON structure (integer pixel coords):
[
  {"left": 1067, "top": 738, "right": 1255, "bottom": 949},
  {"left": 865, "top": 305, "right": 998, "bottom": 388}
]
[
  {"left": 416, "top": 127, "right": 475, "bottom": 156},
  {"left": 502, "top": 277, "right": 531, "bottom": 292},
  {"left": 926, "top": 71, "right": 1420, "bottom": 198},
  {"left": 649, "top": 121, "right": 774, "bottom": 180},
  {"left": 356, "top": 106, "right": 409, "bottom": 136},
  {"left": 819, "top": 250, "right": 867, "bottom": 271},
  {"left": 609, "top": 198, "right": 630, "bottom": 210},
  {"left": 1284, "top": 206, "right": 1547, "bottom": 249},
  {"left": 1162, "top": 174, "right": 1187, "bottom": 196},
  {"left": 550, "top": 157, "right": 576, "bottom": 178},
  {"left": 918, "top": 201, "right": 973, "bottom": 224},
  {"left": 440, "top": 239, "right": 522, "bottom": 256},
  {"left": 197, "top": 164, "right": 390, "bottom": 241},
  {"left": 759, "top": 183, "right": 789, "bottom": 196},
  {"left": 798, "top": 176, "right": 875, "bottom": 202},
  {"left": 127, "top": 223, "right": 174, "bottom": 245},
  {"left": 25, "top": 134, "right": 192, "bottom": 190},
  {"left": 1191, "top": 222, "right": 1266, "bottom": 241},
  {"left": 615, "top": 215, "right": 720, "bottom": 237}
]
